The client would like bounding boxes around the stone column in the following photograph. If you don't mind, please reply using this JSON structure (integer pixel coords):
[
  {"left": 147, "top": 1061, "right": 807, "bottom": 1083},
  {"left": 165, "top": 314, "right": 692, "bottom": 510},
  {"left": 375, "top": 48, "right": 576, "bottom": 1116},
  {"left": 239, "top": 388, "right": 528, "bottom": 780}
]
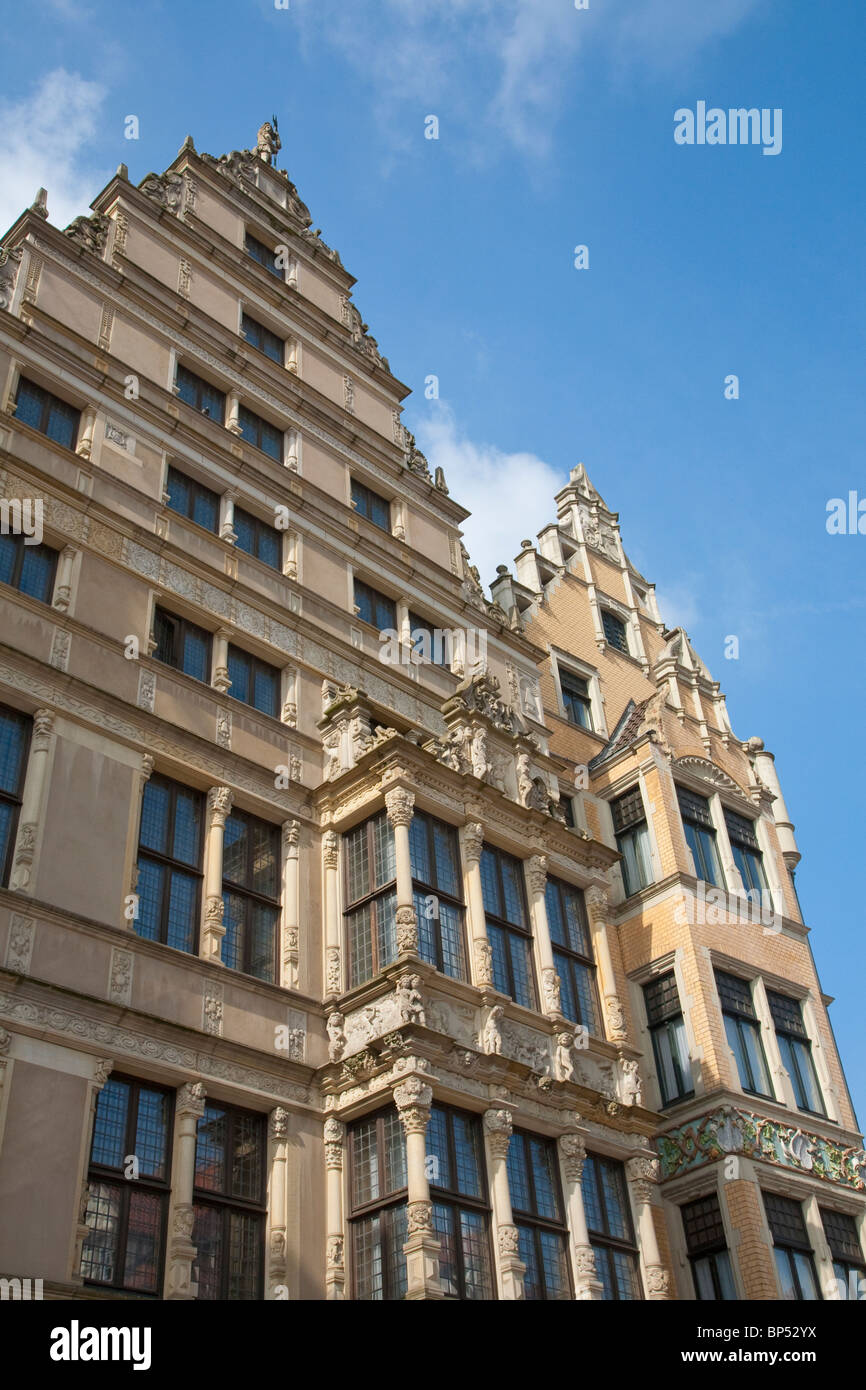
[
  {"left": 201, "top": 788, "right": 232, "bottom": 963},
  {"left": 267, "top": 1107, "right": 290, "bottom": 1299},
  {"left": 558, "top": 1134, "right": 603, "bottom": 1299},
  {"left": 10, "top": 707, "right": 55, "bottom": 893},
  {"left": 71, "top": 1058, "right": 114, "bottom": 1284},
  {"left": 483, "top": 1108, "right": 526, "bottom": 1299},
  {"left": 165, "top": 1080, "right": 206, "bottom": 1299},
  {"left": 585, "top": 885, "right": 627, "bottom": 1043},
  {"left": 211, "top": 628, "right": 231, "bottom": 694},
  {"left": 462, "top": 822, "right": 494, "bottom": 987},
  {"left": 226, "top": 391, "right": 242, "bottom": 435},
  {"left": 52, "top": 545, "right": 77, "bottom": 612},
  {"left": 281, "top": 819, "right": 300, "bottom": 990},
  {"left": 219, "top": 489, "right": 238, "bottom": 543},
  {"left": 393, "top": 1074, "right": 442, "bottom": 1299},
  {"left": 625, "top": 1155, "right": 670, "bottom": 1299},
  {"left": 324, "top": 1116, "right": 346, "bottom": 1299},
  {"left": 525, "top": 853, "right": 562, "bottom": 1017},
  {"left": 75, "top": 405, "right": 97, "bottom": 459},
  {"left": 323, "top": 830, "right": 342, "bottom": 997},
  {"left": 385, "top": 787, "right": 419, "bottom": 956},
  {"left": 126, "top": 753, "right": 154, "bottom": 928}
]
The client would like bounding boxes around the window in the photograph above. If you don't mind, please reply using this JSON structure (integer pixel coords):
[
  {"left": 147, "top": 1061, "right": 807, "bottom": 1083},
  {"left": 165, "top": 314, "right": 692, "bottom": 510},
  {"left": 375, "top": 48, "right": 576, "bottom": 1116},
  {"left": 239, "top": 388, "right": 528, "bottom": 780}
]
[
  {"left": 725, "top": 809, "right": 771, "bottom": 905},
  {"left": 175, "top": 364, "right": 226, "bottom": 422},
  {"left": 644, "top": 972, "right": 693, "bottom": 1105},
  {"left": 681, "top": 1194, "right": 736, "bottom": 1299},
  {"left": 0, "top": 531, "right": 58, "bottom": 604},
  {"left": 153, "top": 607, "right": 212, "bottom": 682},
  {"left": 610, "top": 788, "right": 652, "bottom": 896},
  {"left": 193, "top": 1102, "right": 266, "bottom": 1300},
  {"left": 165, "top": 465, "right": 219, "bottom": 532},
  {"left": 427, "top": 1105, "right": 495, "bottom": 1299},
  {"left": 226, "top": 645, "right": 280, "bottom": 719},
  {"left": 560, "top": 669, "right": 593, "bottom": 730},
  {"left": 545, "top": 877, "right": 600, "bottom": 1033},
  {"left": 245, "top": 231, "right": 282, "bottom": 279},
  {"left": 409, "top": 812, "right": 467, "bottom": 979},
  {"left": 0, "top": 707, "right": 29, "bottom": 886},
  {"left": 351, "top": 478, "right": 390, "bottom": 531},
  {"left": 222, "top": 810, "right": 280, "bottom": 981},
  {"left": 766, "top": 991, "right": 825, "bottom": 1116},
  {"left": 480, "top": 845, "right": 537, "bottom": 1010},
  {"left": 349, "top": 1108, "right": 408, "bottom": 1300},
  {"left": 238, "top": 404, "right": 282, "bottom": 461},
  {"left": 601, "top": 609, "right": 628, "bottom": 653},
  {"left": 136, "top": 774, "right": 204, "bottom": 953},
  {"left": 344, "top": 812, "right": 398, "bottom": 987},
  {"left": 80, "top": 1075, "right": 172, "bottom": 1295},
  {"left": 763, "top": 1193, "right": 821, "bottom": 1301},
  {"left": 507, "top": 1131, "right": 571, "bottom": 1300},
  {"left": 14, "top": 377, "right": 80, "bottom": 449},
  {"left": 715, "top": 970, "right": 773, "bottom": 1099},
  {"left": 677, "top": 787, "right": 722, "bottom": 887},
  {"left": 561, "top": 796, "right": 576, "bottom": 829},
  {"left": 408, "top": 611, "right": 451, "bottom": 668},
  {"left": 821, "top": 1208, "right": 866, "bottom": 1301},
  {"left": 354, "top": 578, "right": 397, "bottom": 631},
  {"left": 233, "top": 506, "right": 281, "bottom": 570},
  {"left": 581, "top": 1153, "right": 643, "bottom": 1300},
  {"left": 241, "top": 311, "right": 284, "bottom": 364}
]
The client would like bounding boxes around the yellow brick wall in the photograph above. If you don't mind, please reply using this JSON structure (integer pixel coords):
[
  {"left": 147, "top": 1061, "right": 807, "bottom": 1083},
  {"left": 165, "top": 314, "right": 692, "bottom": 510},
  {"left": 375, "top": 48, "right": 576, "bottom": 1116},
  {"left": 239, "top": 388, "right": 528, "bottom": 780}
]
[{"left": 723, "top": 1179, "right": 779, "bottom": 1299}]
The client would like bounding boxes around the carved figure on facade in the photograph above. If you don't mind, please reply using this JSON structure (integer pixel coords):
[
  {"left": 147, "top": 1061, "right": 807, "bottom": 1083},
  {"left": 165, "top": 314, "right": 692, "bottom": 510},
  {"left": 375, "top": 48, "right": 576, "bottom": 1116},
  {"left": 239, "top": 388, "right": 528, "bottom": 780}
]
[
  {"left": 482, "top": 1005, "right": 504, "bottom": 1055},
  {"left": 555, "top": 1032, "right": 576, "bottom": 1082},
  {"left": 327, "top": 1011, "right": 346, "bottom": 1063},
  {"left": 395, "top": 973, "right": 425, "bottom": 1027},
  {"left": 621, "top": 1058, "right": 642, "bottom": 1106}
]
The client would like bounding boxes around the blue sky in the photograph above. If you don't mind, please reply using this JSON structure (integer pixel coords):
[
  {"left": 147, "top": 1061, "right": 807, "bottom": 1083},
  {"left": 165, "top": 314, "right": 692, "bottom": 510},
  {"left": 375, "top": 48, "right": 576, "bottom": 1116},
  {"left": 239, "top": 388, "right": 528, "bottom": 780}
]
[{"left": 1, "top": 0, "right": 864, "bottom": 1121}]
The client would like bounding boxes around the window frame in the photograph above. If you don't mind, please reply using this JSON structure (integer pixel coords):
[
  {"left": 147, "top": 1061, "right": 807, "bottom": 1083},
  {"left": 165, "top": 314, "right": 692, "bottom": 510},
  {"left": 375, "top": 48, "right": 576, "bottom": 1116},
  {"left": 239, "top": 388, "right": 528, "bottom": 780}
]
[
  {"left": 676, "top": 786, "right": 723, "bottom": 887},
  {"left": 14, "top": 376, "right": 81, "bottom": 450},
  {"left": 244, "top": 231, "right": 283, "bottom": 279},
  {"left": 820, "top": 1207, "right": 866, "bottom": 1300},
  {"left": 715, "top": 970, "right": 774, "bottom": 1100},
  {"left": 0, "top": 531, "right": 58, "bottom": 605},
  {"left": 643, "top": 971, "right": 694, "bottom": 1107},
  {"left": 544, "top": 875, "right": 601, "bottom": 1034},
  {"left": 175, "top": 364, "right": 226, "bottom": 423},
  {"left": 601, "top": 609, "right": 629, "bottom": 654},
  {"left": 409, "top": 810, "right": 468, "bottom": 981},
  {"left": 582, "top": 1151, "right": 643, "bottom": 1301},
  {"left": 153, "top": 606, "right": 213, "bottom": 683},
  {"left": 226, "top": 643, "right": 281, "bottom": 719},
  {"left": 351, "top": 478, "right": 391, "bottom": 532},
  {"left": 610, "top": 787, "right": 653, "bottom": 897},
  {"left": 135, "top": 773, "right": 204, "bottom": 954},
  {"left": 165, "top": 464, "right": 220, "bottom": 533},
  {"left": 353, "top": 577, "right": 397, "bottom": 632},
  {"left": 348, "top": 1107, "right": 409, "bottom": 1301},
  {"left": 766, "top": 990, "right": 825, "bottom": 1117},
  {"left": 344, "top": 811, "right": 398, "bottom": 987},
  {"left": 559, "top": 667, "right": 593, "bottom": 730},
  {"left": 240, "top": 310, "right": 285, "bottom": 364},
  {"left": 192, "top": 1100, "right": 267, "bottom": 1301},
  {"left": 763, "top": 1192, "right": 822, "bottom": 1302},
  {"left": 508, "top": 1128, "right": 573, "bottom": 1301},
  {"left": 221, "top": 807, "right": 281, "bottom": 981},
  {"left": 81, "top": 1073, "right": 174, "bottom": 1297},
  {"left": 232, "top": 504, "right": 281, "bottom": 570},
  {"left": 480, "top": 843, "right": 538, "bottom": 1011},
  {"left": 427, "top": 1103, "right": 496, "bottom": 1301},
  {"left": 0, "top": 706, "right": 30, "bottom": 887},
  {"left": 680, "top": 1193, "right": 736, "bottom": 1301},
  {"left": 238, "top": 403, "right": 283, "bottom": 461}
]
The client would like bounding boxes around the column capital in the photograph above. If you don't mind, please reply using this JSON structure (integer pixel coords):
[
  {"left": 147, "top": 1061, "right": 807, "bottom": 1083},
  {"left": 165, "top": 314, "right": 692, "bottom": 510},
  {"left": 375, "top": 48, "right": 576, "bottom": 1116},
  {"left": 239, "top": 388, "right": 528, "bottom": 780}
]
[
  {"left": 269, "top": 1106, "right": 290, "bottom": 1142},
  {"left": 207, "top": 785, "right": 233, "bottom": 825},
  {"left": 32, "top": 707, "right": 55, "bottom": 749},
  {"left": 604, "top": 993, "right": 628, "bottom": 1042},
  {"left": 558, "top": 1132, "right": 587, "bottom": 1183},
  {"left": 526, "top": 853, "right": 548, "bottom": 896},
  {"left": 585, "top": 883, "right": 609, "bottom": 920},
  {"left": 483, "top": 1107, "right": 513, "bottom": 1159},
  {"left": 385, "top": 786, "right": 415, "bottom": 827},
  {"left": 626, "top": 1153, "right": 659, "bottom": 1204},
  {"left": 324, "top": 1116, "right": 345, "bottom": 1169},
  {"left": 176, "top": 1080, "right": 206, "bottom": 1118},
  {"left": 322, "top": 830, "right": 339, "bottom": 869},
  {"left": 393, "top": 1074, "right": 433, "bottom": 1131},
  {"left": 282, "top": 818, "right": 300, "bottom": 859},
  {"left": 645, "top": 1265, "right": 672, "bottom": 1298},
  {"left": 463, "top": 821, "right": 484, "bottom": 864}
]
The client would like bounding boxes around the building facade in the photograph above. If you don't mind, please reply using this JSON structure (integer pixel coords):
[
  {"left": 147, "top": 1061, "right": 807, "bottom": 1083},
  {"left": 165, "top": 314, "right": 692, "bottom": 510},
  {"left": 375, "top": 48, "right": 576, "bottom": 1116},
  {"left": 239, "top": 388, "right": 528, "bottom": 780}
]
[{"left": 0, "top": 122, "right": 861, "bottom": 1302}]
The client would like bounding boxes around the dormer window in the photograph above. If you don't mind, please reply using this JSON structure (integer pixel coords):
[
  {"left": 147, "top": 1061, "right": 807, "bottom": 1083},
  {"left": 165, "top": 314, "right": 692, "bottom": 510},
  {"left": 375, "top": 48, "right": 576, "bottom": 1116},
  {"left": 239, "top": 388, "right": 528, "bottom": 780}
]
[
  {"left": 601, "top": 610, "right": 629, "bottom": 654},
  {"left": 245, "top": 232, "right": 282, "bottom": 279}
]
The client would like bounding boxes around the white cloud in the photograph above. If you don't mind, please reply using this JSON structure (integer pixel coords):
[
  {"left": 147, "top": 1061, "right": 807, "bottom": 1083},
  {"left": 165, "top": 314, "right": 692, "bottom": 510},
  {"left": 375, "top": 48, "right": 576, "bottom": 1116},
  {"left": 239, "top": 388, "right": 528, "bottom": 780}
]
[
  {"left": 415, "top": 404, "right": 567, "bottom": 593},
  {"left": 293, "top": 0, "right": 764, "bottom": 159},
  {"left": 0, "top": 69, "right": 110, "bottom": 235}
]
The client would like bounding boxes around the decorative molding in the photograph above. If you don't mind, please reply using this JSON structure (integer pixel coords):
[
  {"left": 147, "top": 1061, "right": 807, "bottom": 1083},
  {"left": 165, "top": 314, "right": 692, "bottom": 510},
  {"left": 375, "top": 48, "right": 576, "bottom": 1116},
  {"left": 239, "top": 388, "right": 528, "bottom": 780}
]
[
  {"left": 657, "top": 1105, "right": 866, "bottom": 1192},
  {"left": 108, "top": 948, "right": 133, "bottom": 1007},
  {"left": 5, "top": 915, "right": 35, "bottom": 974},
  {"left": 203, "top": 979, "right": 224, "bottom": 1037}
]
